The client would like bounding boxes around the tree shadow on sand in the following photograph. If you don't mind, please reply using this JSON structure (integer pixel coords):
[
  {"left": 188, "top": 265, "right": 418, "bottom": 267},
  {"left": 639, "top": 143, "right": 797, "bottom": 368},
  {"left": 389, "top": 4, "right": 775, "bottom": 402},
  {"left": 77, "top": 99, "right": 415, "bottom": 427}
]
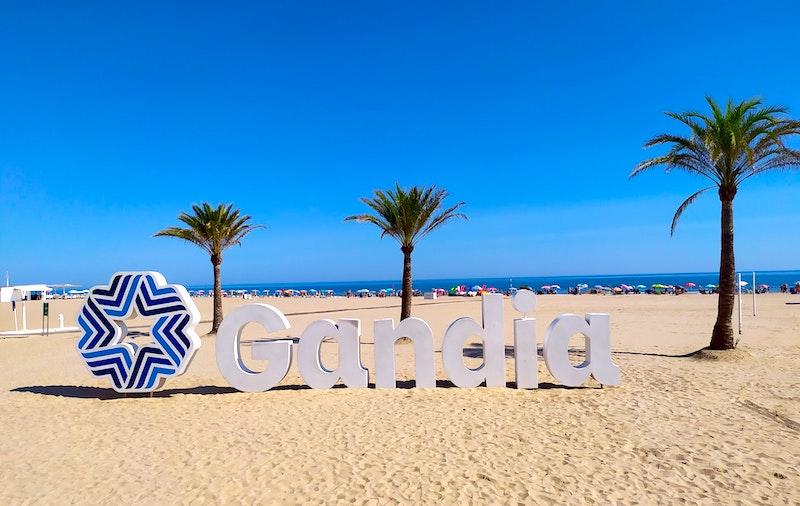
[{"left": 462, "top": 342, "right": 705, "bottom": 360}]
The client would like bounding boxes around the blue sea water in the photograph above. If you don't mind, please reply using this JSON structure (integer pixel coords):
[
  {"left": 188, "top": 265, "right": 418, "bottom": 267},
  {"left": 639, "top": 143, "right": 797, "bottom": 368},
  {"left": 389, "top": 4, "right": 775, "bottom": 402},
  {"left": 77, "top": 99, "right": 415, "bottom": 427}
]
[{"left": 185, "top": 270, "right": 800, "bottom": 295}]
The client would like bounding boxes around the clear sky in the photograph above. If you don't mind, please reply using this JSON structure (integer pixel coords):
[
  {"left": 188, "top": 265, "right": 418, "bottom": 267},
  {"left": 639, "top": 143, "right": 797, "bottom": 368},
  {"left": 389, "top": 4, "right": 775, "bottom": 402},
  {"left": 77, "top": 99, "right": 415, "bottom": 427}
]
[{"left": 2, "top": 1, "right": 799, "bottom": 286}]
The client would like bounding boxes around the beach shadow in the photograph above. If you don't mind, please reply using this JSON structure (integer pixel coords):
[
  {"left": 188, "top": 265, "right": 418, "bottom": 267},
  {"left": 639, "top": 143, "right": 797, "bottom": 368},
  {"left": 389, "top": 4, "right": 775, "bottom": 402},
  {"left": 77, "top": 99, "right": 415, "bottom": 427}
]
[
  {"left": 240, "top": 337, "right": 300, "bottom": 346},
  {"left": 11, "top": 377, "right": 589, "bottom": 399},
  {"left": 12, "top": 385, "right": 122, "bottom": 399},
  {"left": 461, "top": 341, "right": 705, "bottom": 360},
  {"left": 12, "top": 381, "right": 369, "bottom": 399},
  {"left": 462, "top": 343, "right": 591, "bottom": 359},
  {"left": 391, "top": 379, "right": 458, "bottom": 389},
  {"left": 611, "top": 348, "right": 705, "bottom": 359},
  {"left": 11, "top": 385, "right": 243, "bottom": 400},
  {"left": 462, "top": 344, "right": 518, "bottom": 358}
]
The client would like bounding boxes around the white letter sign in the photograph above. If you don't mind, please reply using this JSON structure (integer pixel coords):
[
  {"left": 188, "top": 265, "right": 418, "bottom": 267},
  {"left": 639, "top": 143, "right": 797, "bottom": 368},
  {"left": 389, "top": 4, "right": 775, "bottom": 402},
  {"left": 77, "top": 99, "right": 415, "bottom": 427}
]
[
  {"left": 543, "top": 313, "right": 620, "bottom": 387},
  {"left": 216, "top": 304, "right": 293, "bottom": 392},
  {"left": 373, "top": 317, "right": 436, "bottom": 388},
  {"left": 298, "top": 318, "right": 369, "bottom": 389},
  {"left": 441, "top": 294, "right": 505, "bottom": 388},
  {"left": 82, "top": 274, "right": 621, "bottom": 395}
]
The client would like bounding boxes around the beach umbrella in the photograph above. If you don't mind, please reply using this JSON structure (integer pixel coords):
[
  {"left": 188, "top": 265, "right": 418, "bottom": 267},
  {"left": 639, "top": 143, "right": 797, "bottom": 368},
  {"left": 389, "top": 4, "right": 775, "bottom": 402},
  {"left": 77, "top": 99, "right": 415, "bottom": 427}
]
[
  {"left": 471, "top": 285, "right": 482, "bottom": 291},
  {"left": 738, "top": 280, "right": 748, "bottom": 287},
  {"left": 577, "top": 283, "right": 588, "bottom": 289},
  {"left": 705, "top": 284, "right": 716, "bottom": 288},
  {"left": 684, "top": 282, "right": 696, "bottom": 287},
  {"left": 758, "top": 284, "right": 769, "bottom": 289},
  {"left": 550, "top": 284, "right": 561, "bottom": 290},
  {"left": 636, "top": 284, "right": 647, "bottom": 290},
  {"left": 541, "top": 285, "right": 551, "bottom": 290}
]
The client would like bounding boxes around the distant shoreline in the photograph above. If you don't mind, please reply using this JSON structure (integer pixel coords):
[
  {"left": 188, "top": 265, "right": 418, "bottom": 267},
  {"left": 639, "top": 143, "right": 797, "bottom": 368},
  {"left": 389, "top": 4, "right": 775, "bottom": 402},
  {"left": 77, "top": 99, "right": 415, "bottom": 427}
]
[{"left": 182, "top": 270, "right": 800, "bottom": 294}]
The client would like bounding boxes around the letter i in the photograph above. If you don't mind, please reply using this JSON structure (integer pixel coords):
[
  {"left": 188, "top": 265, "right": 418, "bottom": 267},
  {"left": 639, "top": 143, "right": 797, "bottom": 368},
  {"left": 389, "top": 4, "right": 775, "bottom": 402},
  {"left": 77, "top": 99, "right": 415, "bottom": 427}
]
[
  {"left": 514, "top": 318, "right": 537, "bottom": 389},
  {"left": 512, "top": 289, "right": 538, "bottom": 389}
]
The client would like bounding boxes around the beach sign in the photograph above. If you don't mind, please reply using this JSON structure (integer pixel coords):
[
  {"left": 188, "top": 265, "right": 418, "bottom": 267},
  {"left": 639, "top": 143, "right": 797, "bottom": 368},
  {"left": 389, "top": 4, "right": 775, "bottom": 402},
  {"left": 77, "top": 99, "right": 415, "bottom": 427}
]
[
  {"left": 217, "top": 295, "right": 620, "bottom": 392},
  {"left": 77, "top": 271, "right": 619, "bottom": 393}
]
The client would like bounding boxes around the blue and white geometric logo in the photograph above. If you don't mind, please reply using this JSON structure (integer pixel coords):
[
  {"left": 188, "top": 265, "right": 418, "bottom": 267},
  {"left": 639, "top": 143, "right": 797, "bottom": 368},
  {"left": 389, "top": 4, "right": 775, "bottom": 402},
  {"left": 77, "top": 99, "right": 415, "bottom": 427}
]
[{"left": 76, "top": 272, "right": 201, "bottom": 393}]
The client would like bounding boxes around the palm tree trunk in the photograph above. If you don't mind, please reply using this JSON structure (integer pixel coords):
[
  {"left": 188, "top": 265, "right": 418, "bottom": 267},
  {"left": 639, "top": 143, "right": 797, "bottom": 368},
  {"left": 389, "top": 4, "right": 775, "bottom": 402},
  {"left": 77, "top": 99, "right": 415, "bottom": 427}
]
[
  {"left": 401, "top": 246, "right": 413, "bottom": 320},
  {"left": 211, "top": 255, "right": 223, "bottom": 334},
  {"left": 710, "top": 197, "right": 736, "bottom": 350}
]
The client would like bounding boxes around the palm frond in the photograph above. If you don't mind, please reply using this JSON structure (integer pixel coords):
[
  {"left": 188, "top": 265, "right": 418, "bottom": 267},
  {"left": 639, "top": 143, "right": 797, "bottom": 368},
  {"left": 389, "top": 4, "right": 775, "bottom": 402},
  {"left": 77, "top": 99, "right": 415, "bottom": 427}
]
[
  {"left": 155, "top": 202, "right": 263, "bottom": 259},
  {"left": 670, "top": 186, "right": 713, "bottom": 236},
  {"left": 634, "top": 96, "right": 800, "bottom": 234},
  {"left": 345, "top": 184, "right": 466, "bottom": 248}
]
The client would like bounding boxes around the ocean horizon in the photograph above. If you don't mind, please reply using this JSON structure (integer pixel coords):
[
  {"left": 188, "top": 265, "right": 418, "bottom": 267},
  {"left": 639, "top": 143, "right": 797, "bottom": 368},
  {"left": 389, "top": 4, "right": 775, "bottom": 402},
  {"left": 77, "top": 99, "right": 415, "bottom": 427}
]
[{"left": 183, "top": 269, "right": 800, "bottom": 294}]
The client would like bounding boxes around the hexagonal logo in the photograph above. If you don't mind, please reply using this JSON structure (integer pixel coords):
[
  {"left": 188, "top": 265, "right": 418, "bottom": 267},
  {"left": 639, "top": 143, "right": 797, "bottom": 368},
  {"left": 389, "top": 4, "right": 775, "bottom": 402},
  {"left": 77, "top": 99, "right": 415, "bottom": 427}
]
[{"left": 76, "top": 272, "right": 201, "bottom": 392}]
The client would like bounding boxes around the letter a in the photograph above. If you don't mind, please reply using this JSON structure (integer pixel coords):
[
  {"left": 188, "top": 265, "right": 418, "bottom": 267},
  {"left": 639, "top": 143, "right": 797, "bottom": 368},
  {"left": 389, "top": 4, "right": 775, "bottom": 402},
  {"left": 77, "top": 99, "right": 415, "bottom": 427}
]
[
  {"left": 543, "top": 313, "right": 620, "bottom": 387},
  {"left": 298, "top": 318, "right": 369, "bottom": 389}
]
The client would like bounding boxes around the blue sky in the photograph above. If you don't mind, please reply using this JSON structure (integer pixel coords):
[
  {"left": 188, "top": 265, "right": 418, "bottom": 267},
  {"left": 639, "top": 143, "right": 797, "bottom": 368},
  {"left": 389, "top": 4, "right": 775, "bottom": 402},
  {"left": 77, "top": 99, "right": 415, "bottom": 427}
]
[{"left": 2, "top": 1, "right": 799, "bottom": 286}]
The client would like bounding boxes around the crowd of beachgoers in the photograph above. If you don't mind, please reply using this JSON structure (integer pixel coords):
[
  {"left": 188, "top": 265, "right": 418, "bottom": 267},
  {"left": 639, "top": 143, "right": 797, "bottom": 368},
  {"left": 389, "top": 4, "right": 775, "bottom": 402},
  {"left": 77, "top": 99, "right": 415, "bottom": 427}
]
[
  {"left": 182, "top": 280, "right": 800, "bottom": 299},
  {"left": 31, "top": 279, "right": 800, "bottom": 302}
]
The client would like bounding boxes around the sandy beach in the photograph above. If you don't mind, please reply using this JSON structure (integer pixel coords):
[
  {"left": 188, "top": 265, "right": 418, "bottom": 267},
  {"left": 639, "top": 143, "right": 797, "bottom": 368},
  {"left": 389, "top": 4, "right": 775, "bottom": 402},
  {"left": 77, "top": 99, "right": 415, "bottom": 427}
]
[{"left": 1, "top": 293, "right": 799, "bottom": 504}]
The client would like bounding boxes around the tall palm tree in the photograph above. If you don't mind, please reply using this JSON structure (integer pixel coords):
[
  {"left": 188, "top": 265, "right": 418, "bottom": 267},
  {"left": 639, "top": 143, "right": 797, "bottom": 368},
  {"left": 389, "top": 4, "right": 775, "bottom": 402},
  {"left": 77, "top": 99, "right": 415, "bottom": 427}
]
[
  {"left": 155, "top": 203, "right": 263, "bottom": 333},
  {"left": 346, "top": 184, "right": 466, "bottom": 320},
  {"left": 632, "top": 97, "right": 800, "bottom": 350}
]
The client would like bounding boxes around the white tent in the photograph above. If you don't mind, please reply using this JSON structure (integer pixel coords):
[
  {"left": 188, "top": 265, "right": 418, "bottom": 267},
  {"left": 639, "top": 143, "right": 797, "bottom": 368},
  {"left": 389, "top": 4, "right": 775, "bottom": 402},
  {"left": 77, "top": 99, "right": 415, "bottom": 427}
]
[
  {"left": 0, "top": 284, "right": 51, "bottom": 303},
  {"left": 1, "top": 285, "right": 52, "bottom": 332}
]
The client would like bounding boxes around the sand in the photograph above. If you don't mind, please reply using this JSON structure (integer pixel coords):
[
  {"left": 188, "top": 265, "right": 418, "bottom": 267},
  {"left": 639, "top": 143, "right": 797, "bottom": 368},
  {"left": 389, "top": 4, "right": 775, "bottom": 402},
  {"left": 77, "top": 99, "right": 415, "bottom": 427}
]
[{"left": 1, "top": 293, "right": 799, "bottom": 504}]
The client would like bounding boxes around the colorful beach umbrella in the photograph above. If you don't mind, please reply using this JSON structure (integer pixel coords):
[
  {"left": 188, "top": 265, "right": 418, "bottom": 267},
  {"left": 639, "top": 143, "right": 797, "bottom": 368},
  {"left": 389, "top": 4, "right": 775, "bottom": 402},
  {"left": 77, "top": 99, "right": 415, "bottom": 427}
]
[
  {"left": 684, "top": 282, "right": 696, "bottom": 287},
  {"left": 705, "top": 284, "right": 716, "bottom": 288}
]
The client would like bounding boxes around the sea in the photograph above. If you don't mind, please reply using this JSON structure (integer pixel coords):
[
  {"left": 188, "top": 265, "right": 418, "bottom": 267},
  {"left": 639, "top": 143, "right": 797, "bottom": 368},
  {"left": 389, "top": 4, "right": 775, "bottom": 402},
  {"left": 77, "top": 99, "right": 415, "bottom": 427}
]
[{"left": 184, "top": 270, "right": 800, "bottom": 295}]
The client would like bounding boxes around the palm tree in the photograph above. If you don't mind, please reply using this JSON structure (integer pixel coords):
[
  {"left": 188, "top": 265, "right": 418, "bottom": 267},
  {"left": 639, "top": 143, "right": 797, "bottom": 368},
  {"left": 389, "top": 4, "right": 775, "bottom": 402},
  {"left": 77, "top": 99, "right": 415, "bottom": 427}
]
[
  {"left": 155, "top": 203, "right": 263, "bottom": 333},
  {"left": 632, "top": 97, "right": 800, "bottom": 350},
  {"left": 346, "top": 184, "right": 466, "bottom": 320}
]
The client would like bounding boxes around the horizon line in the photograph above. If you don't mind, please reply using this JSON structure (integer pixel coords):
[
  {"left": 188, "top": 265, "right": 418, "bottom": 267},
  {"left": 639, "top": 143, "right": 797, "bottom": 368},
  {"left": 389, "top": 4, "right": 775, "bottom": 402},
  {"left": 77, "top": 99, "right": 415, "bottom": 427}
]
[{"left": 180, "top": 268, "right": 800, "bottom": 287}]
